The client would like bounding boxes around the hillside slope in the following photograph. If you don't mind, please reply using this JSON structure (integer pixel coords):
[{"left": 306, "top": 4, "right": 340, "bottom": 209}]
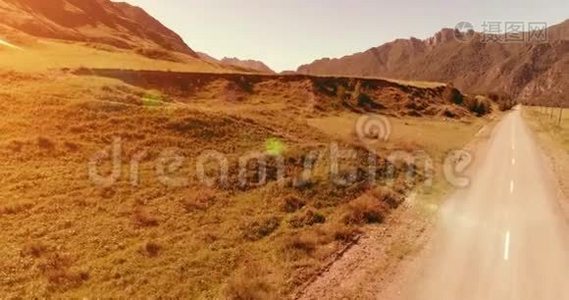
[
  {"left": 74, "top": 68, "right": 481, "bottom": 118},
  {"left": 0, "top": 0, "right": 198, "bottom": 57},
  {"left": 197, "top": 52, "right": 275, "bottom": 74},
  {"left": 298, "top": 21, "right": 569, "bottom": 106},
  {"left": 0, "top": 0, "right": 238, "bottom": 73},
  {"left": 0, "top": 68, "right": 493, "bottom": 298},
  {"left": 220, "top": 57, "right": 275, "bottom": 74}
]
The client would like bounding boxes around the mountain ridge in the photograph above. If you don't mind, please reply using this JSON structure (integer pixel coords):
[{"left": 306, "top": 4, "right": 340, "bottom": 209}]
[
  {"left": 0, "top": 0, "right": 198, "bottom": 57},
  {"left": 297, "top": 21, "right": 569, "bottom": 105},
  {"left": 196, "top": 52, "right": 275, "bottom": 73}
]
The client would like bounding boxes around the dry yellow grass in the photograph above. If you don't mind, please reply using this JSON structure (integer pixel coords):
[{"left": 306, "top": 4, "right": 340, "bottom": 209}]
[
  {"left": 523, "top": 107, "right": 569, "bottom": 211},
  {"left": 0, "top": 64, "right": 494, "bottom": 298},
  {"left": 524, "top": 107, "right": 569, "bottom": 151},
  {"left": 0, "top": 39, "right": 226, "bottom": 73},
  {"left": 307, "top": 111, "right": 498, "bottom": 216},
  {"left": 380, "top": 78, "right": 446, "bottom": 89},
  {"left": 305, "top": 73, "right": 446, "bottom": 89},
  {"left": 307, "top": 113, "right": 488, "bottom": 159}
]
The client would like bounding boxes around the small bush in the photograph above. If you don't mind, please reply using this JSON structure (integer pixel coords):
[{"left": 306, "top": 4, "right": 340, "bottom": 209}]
[
  {"left": 308, "top": 211, "right": 326, "bottom": 225},
  {"left": 243, "top": 217, "right": 280, "bottom": 241},
  {"left": 328, "top": 223, "right": 361, "bottom": 242},
  {"left": 142, "top": 241, "right": 161, "bottom": 257},
  {"left": 100, "top": 187, "right": 116, "bottom": 199},
  {"left": 38, "top": 253, "right": 89, "bottom": 290},
  {"left": 464, "top": 96, "right": 492, "bottom": 116},
  {"left": 7, "top": 139, "right": 26, "bottom": 152},
  {"left": 285, "top": 231, "right": 318, "bottom": 254},
  {"left": 0, "top": 202, "right": 35, "bottom": 215},
  {"left": 132, "top": 208, "right": 159, "bottom": 228},
  {"left": 63, "top": 141, "right": 81, "bottom": 152},
  {"left": 443, "top": 85, "right": 464, "bottom": 105},
  {"left": 357, "top": 92, "right": 384, "bottom": 110},
  {"left": 21, "top": 241, "right": 48, "bottom": 258},
  {"left": 371, "top": 187, "right": 404, "bottom": 209},
  {"left": 280, "top": 195, "right": 306, "bottom": 213},
  {"left": 37, "top": 136, "right": 56, "bottom": 151},
  {"left": 46, "top": 269, "right": 90, "bottom": 289},
  {"left": 488, "top": 92, "right": 516, "bottom": 111},
  {"left": 225, "top": 269, "right": 276, "bottom": 300},
  {"left": 289, "top": 209, "right": 326, "bottom": 228},
  {"left": 343, "top": 196, "right": 388, "bottom": 225}
]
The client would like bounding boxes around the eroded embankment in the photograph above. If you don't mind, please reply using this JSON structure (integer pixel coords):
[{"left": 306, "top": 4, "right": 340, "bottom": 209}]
[{"left": 72, "top": 68, "right": 490, "bottom": 118}]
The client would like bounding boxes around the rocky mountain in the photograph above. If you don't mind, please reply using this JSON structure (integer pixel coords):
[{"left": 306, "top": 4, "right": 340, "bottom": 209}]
[
  {"left": 197, "top": 52, "right": 275, "bottom": 73},
  {"left": 219, "top": 57, "right": 275, "bottom": 74},
  {"left": 196, "top": 51, "right": 219, "bottom": 64},
  {"left": 298, "top": 20, "right": 569, "bottom": 105},
  {"left": 0, "top": 0, "right": 198, "bottom": 57}
]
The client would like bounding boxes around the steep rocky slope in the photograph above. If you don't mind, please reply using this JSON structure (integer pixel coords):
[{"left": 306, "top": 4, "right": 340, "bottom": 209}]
[{"left": 298, "top": 21, "right": 569, "bottom": 106}]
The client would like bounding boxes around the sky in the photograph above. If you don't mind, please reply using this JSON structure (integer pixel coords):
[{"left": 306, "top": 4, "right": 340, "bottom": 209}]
[{"left": 124, "top": 0, "right": 569, "bottom": 72}]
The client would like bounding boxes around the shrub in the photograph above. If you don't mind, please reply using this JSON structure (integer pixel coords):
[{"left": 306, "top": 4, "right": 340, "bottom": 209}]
[
  {"left": 464, "top": 96, "right": 492, "bottom": 116},
  {"left": 343, "top": 195, "right": 388, "bottom": 225},
  {"left": 37, "top": 136, "right": 55, "bottom": 151},
  {"left": 7, "top": 139, "right": 25, "bottom": 152},
  {"left": 63, "top": 141, "right": 81, "bottom": 152},
  {"left": 132, "top": 208, "right": 159, "bottom": 228},
  {"left": 443, "top": 85, "right": 464, "bottom": 105},
  {"left": 38, "top": 253, "right": 89, "bottom": 290},
  {"left": 284, "top": 231, "right": 318, "bottom": 254},
  {"left": 21, "top": 241, "right": 48, "bottom": 258},
  {"left": 225, "top": 270, "right": 276, "bottom": 300},
  {"left": 0, "top": 201, "right": 35, "bottom": 215},
  {"left": 357, "top": 92, "right": 374, "bottom": 107},
  {"left": 243, "top": 217, "right": 281, "bottom": 241},
  {"left": 46, "top": 269, "right": 90, "bottom": 289},
  {"left": 328, "top": 223, "right": 361, "bottom": 242},
  {"left": 289, "top": 209, "right": 326, "bottom": 228},
  {"left": 304, "top": 210, "right": 326, "bottom": 225},
  {"left": 143, "top": 241, "right": 161, "bottom": 257},
  {"left": 280, "top": 195, "right": 306, "bottom": 213},
  {"left": 371, "top": 187, "right": 404, "bottom": 209},
  {"left": 488, "top": 92, "right": 516, "bottom": 111},
  {"left": 100, "top": 187, "right": 116, "bottom": 199}
]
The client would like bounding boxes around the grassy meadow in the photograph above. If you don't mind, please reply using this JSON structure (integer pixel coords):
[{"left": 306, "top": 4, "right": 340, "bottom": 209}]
[{"left": 0, "top": 58, "right": 496, "bottom": 298}]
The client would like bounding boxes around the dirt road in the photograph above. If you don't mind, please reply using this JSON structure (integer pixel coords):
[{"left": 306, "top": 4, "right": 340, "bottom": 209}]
[{"left": 402, "top": 108, "right": 569, "bottom": 299}]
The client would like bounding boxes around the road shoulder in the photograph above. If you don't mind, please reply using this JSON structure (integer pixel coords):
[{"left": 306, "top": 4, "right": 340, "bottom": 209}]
[{"left": 522, "top": 107, "right": 569, "bottom": 221}]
